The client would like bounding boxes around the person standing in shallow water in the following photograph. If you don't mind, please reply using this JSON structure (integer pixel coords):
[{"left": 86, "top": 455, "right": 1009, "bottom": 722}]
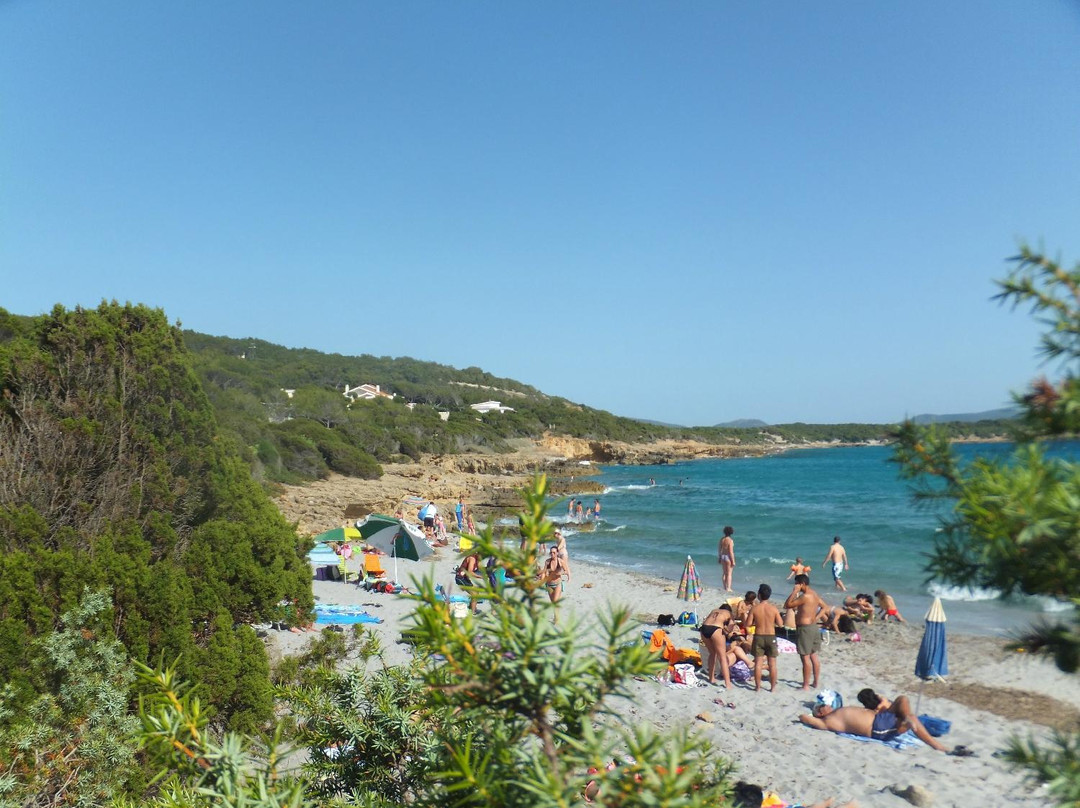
[
  {"left": 822, "top": 536, "right": 848, "bottom": 592},
  {"left": 718, "top": 526, "right": 736, "bottom": 593}
]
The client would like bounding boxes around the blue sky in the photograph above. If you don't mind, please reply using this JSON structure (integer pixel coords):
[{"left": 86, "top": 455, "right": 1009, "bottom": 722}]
[{"left": 3, "top": 2, "right": 1079, "bottom": 426}]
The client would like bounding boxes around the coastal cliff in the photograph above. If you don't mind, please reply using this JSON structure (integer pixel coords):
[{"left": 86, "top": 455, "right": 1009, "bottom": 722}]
[{"left": 272, "top": 434, "right": 764, "bottom": 535}]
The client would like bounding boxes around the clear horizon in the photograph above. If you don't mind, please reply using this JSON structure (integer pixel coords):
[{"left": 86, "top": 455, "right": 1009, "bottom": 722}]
[{"left": 3, "top": 3, "right": 1079, "bottom": 424}]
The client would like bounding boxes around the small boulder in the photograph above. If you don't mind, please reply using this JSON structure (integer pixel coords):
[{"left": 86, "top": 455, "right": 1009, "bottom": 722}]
[{"left": 887, "top": 783, "right": 933, "bottom": 807}]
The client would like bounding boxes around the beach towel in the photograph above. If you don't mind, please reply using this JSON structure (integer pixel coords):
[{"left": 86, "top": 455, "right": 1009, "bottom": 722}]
[
  {"left": 835, "top": 729, "right": 925, "bottom": 750},
  {"left": 668, "top": 647, "right": 702, "bottom": 667},
  {"left": 314, "top": 605, "right": 383, "bottom": 625},
  {"left": 647, "top": 629, "right": 675, "bottom": 661},
  {"left": 777, "top": 638, "right": 797, "bottom": 654}
]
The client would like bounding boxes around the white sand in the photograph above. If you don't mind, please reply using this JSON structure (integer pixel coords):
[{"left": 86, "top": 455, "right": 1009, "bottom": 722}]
[{"left": 267, "top": 549, "right": 1080, "bottom": 808}]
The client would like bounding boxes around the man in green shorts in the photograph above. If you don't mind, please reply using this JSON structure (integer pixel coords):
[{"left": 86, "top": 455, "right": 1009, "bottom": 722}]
[
  {"left": 784, "top": 573, "right": 827, "bottom": 691},
  {"left": 745, "top": 583, "right": 783, "bottom": 692}
]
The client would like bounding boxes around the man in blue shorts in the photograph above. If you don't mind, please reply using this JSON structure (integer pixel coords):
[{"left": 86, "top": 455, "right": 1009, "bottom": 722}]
[
  {"left": 799, "top": 688, "right": 949, "bottom": 752},
  {"left": 822, "top": 536, "right": 848, "bottom": 592}
]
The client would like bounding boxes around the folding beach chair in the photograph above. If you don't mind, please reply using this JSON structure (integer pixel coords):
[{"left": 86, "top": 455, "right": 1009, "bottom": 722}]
[
  {"left": 363, "top": 553, "right": 387, "bottom": 579},
  {"left": 338, "top": 555, "right": 358, "bottom": 584}
]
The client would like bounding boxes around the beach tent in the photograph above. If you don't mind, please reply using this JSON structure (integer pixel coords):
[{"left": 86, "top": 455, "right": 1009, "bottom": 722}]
[
  {"left": 678, "top": 555, "right": 702, "bottom": 602},
  {"left": 311, "top": 526, "right": 361, "bottom": 544},
  {"left": 915, "top": 597, "right": 948, "bottom": 682}
]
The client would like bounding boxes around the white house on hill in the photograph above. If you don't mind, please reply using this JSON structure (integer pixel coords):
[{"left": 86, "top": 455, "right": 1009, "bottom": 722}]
[
  {"left": 344, "top": 383, "right": 395, "bottom": 402},
  {"left": 470, "top": 400, "right": 514, "bottom": 414}
]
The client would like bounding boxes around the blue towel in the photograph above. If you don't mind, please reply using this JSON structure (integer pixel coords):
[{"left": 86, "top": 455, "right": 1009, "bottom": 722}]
[
  {"left": 314, "top": 605, "right": 383, "bottom": 624},
  {"left": 315, "top": 613, "right": 382, "bottom": 625},
  {"left": 835, "top": 729, "right": 924, "bottom": 750},
  {"left": 918, "top": 714, "right": 951, "bottom": 737}
]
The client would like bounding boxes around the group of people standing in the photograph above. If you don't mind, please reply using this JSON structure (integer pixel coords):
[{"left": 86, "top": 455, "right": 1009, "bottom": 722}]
[
  {"left": 704, "top": 524, "right": 907, "bottom": 695},
  {"left": 566, "top": 498, "right": 601, "bottom": 522}
]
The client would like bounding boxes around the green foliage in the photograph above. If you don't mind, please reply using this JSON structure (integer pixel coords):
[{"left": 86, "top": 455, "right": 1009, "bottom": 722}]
[
  {"left": 1003, "top": 732, "right": 1080, "bottom": 807},
  {"left": 892, "top": 245, "right": 1080, "bottom": 804},
  {"left": 0, "top": 588, "right": 142, "bottom": 808},
  {"left": 0, "top": 303, "right": 312, "bottom": 727},
  {"left": 281, "top": 477, "right": 732, "bottom": 807},
  {"left": 130, "top": 663, "right": 308, "bottom": 808}
]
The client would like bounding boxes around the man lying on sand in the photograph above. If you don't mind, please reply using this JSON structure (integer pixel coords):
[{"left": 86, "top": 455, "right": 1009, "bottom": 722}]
[{"left": 799, "top": 688, "right": 950, "bottom": 752}]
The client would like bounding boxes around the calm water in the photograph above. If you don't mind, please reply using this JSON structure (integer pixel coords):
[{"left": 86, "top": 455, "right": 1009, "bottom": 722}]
[{"left": 552, "top": 445, "right": 1072, "bottom": 637}]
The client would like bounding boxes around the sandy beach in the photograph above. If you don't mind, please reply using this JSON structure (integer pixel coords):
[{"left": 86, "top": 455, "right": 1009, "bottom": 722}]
[{"left": 266, "top": 543, "right": 1080, "bottom": 808}]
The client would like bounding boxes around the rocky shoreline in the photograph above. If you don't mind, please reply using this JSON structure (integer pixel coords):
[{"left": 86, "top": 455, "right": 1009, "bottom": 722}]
[{"left": 271, "top": 434, "right": 891, "bottom": 536}]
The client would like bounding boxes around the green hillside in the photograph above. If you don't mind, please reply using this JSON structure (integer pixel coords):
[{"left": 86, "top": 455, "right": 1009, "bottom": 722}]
[{"left": 183, "top": 330, "right": 1019, "bottom": 486}]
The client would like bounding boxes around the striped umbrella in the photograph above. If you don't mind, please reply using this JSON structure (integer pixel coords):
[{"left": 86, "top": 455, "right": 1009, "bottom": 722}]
[{"left": 678, "top": 555, "right": 702, "bottom": 601}]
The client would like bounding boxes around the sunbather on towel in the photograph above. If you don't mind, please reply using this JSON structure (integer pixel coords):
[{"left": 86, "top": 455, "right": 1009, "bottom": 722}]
[{"left": 799, "top": 689, "right": 949, "bottom": 752}]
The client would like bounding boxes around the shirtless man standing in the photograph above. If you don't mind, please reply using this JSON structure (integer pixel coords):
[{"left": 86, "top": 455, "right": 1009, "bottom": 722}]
[
  {"left": 822, "top": 536, "right": 849, "bottom": 592},
  {"left": 718, "top": 526, "right": 736, "bottom": 593},
  {"left": 745, "top": 583, "right": 783, "bottom": 692},
  {"left": 784, "top": 573, "right": 826, "bottom": 690},
  {"left": 799, "top": 689, "right": 949, "bottom": 752}
]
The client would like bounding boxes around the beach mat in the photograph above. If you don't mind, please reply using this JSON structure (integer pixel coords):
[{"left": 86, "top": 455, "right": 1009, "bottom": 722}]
[
  {"left": 835, "top": 729, "right": 924, "bottom": 750},
  {"left": 314, "top": 605, "right": 383, "bottom": 625}
]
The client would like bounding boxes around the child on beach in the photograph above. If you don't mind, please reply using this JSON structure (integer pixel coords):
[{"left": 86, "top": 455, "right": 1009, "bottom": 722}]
[
  {"left": 786, "top": 557, "right": 811, "bottom": 580},
  {"left": 874, "top": 590, "right": 905, "bottom": 622}
]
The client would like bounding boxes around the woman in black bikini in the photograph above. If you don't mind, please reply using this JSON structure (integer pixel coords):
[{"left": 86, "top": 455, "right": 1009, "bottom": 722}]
[{"left": 699, "top": 604, "right": 737, "bottom": 687}]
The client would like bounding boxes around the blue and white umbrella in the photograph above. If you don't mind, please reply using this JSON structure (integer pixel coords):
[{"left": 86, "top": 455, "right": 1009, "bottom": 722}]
[{"left": 915, "top": 597, "right": 948, "bottom": 682}]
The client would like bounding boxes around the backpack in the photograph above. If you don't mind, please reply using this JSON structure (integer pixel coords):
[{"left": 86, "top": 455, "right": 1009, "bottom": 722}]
[{"left": 657, "top": 614, "right": 676, "bottom": 626}]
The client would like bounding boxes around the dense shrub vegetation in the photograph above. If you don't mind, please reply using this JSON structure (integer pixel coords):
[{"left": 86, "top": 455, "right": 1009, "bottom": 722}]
[{"left": 0, "top": 303, "right": 312, "bottom": 728}]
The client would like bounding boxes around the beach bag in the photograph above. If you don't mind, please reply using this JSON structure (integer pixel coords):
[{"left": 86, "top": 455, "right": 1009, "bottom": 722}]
[
  {"left": 657, "top": 614, "right": 676, "bottom": 626},
  {"left": 729, "top": 660, "right": 752, "bottom": 683},
  {"left": 677, "top": 611, "right": 698, "bottom": 626},
  {"left": 671, "top": 663, "right": 697, "bottom": 685}
]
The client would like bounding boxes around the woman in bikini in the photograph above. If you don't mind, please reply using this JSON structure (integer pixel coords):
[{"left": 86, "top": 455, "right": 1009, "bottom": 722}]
[
  {"left": 718, "top": 526, "right": 736, "bottom": 592},
  {"left": 699, "top": 603, "right": 747, "bottom": 687},
  {"left": 554, "top": 529, "right": 571, "bottom": 579},
  {"left": 538, "top": 546, "right": 569, "bottom": 619}
]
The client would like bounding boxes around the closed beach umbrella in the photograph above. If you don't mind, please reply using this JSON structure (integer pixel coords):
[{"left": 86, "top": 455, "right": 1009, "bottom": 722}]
[
  {"left": 915, "top": 597, "right": 948, "bottom": 682},
  {"left": 678, "top": 555, "right": 702, "bottom": 602}
]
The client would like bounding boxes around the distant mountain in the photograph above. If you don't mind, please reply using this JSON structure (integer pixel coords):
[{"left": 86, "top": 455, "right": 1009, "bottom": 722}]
[
  {"left": 714, "top": 418, "right": 769, "bottom": 428},
  {"left": 910, "top": 407, "right": 1020, "bottom": 425}
]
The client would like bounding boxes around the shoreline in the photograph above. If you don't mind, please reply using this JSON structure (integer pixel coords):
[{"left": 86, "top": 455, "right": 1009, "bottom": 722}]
[
  {"left": 271, "top": 436, "right": 1021, "bottom": 536},
  {"left": 267, "top": 551, "right": 1080, "bottom": 808}
]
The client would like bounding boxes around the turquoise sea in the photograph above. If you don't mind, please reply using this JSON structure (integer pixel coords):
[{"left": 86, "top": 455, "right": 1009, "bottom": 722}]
[{"left": 551, "top": 444, "right": 1073, "bottom": 637}]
